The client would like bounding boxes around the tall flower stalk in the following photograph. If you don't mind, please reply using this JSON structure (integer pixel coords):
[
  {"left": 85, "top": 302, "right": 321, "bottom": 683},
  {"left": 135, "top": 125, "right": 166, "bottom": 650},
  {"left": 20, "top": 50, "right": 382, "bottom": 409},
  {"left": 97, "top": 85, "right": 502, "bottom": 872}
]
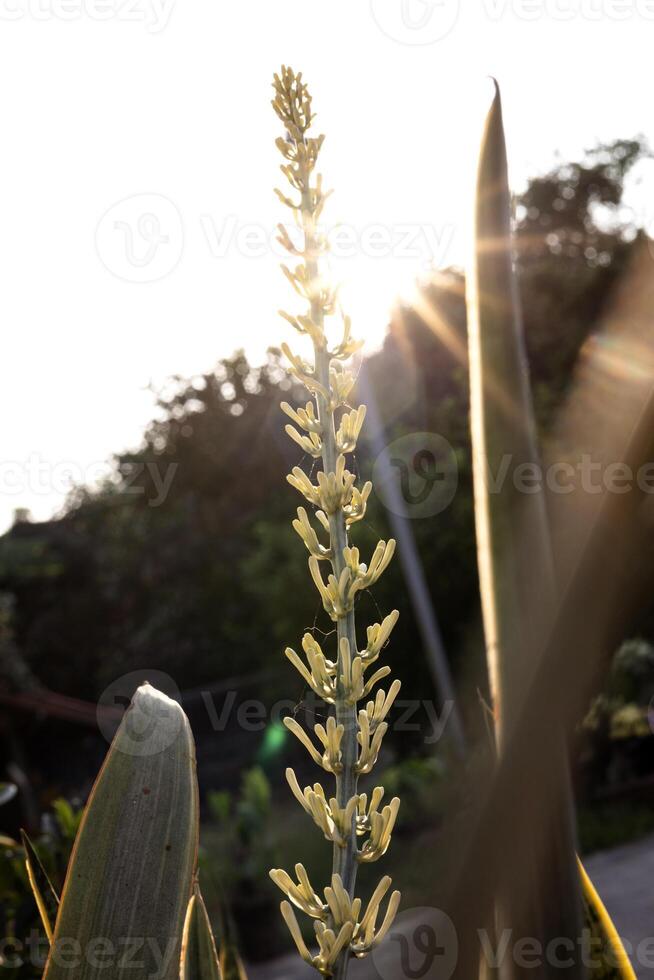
[{"left": 268, "top": 66, "right": 401, "bottom": 980}]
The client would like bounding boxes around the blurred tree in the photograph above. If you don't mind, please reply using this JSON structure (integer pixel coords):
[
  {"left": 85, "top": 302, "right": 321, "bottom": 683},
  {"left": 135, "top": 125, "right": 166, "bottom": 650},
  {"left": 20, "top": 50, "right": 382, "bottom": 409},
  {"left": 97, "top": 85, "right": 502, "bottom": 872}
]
[{"left": 516, "top": 138, "right": 649, "bottom": 418}]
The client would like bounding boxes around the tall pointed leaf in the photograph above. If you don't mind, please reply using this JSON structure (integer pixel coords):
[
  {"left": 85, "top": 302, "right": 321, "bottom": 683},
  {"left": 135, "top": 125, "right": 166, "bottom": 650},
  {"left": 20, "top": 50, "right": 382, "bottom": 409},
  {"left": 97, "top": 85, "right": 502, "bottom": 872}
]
[
  {"left": 21, "top": 830, "right": 60, "bottom": 943},
  {"left": 467, "top": 80, "right": 555, "bottom": 736},
  {"left": 43, "top": 683, "right": 198, "bottom": 980},
  {"left": 466, "top": 82, "right": 583, "bottom": 977},
  {"left": 180, "top": 886, "right": 222, "bottom": 980},
  {"left": 578, "top": 861, "right": 636, "bottom": 980}
]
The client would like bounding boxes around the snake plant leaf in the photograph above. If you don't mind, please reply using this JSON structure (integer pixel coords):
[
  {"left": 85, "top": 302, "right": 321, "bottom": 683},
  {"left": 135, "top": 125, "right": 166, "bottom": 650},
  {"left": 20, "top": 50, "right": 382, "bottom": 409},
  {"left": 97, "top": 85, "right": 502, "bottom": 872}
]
[
  {"left": 467, "top": 81, "right": 583, "bottom": 976},
  {"left": 579, "top": 861, "right": 636, "bottom": 980},
  {"left": 180, "top": 886, "right": 222, "bottom": 980},
  {"left": 43, "top": 682, "right": 199, "bottom": 980},
  {"left": 467, "top": 79, "right": 555, "bottom": 732},
  {"left": 20, "top": 829, "right": 60, "bottom": 944}
]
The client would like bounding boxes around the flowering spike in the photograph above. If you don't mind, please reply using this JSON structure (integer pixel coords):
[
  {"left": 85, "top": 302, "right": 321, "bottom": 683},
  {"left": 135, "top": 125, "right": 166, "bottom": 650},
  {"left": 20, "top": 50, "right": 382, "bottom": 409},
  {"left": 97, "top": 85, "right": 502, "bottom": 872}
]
[{"left": 270, "top": 65, "right": 401, "bottom": 978}]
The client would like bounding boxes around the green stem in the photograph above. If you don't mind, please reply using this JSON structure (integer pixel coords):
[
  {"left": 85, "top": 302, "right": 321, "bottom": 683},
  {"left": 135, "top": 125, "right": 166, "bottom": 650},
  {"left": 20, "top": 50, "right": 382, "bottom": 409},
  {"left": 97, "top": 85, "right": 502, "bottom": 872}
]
[
  {"left": 317, "top": 348, "right": 359, "bottom": 890},
  {"left": 301, "top": 184, "right": 358, "bottom": 980},
  {"left": 315, "top": 348, "right": 358, "bottom": 980}
]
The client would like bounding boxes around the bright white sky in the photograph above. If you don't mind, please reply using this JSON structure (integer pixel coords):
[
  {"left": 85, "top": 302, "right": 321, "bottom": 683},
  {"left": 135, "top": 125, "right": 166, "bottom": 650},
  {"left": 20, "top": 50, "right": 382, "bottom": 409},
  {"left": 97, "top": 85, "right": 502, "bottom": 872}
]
[{"left": 1, "top": 0, "right": 654, "bottom": 530}]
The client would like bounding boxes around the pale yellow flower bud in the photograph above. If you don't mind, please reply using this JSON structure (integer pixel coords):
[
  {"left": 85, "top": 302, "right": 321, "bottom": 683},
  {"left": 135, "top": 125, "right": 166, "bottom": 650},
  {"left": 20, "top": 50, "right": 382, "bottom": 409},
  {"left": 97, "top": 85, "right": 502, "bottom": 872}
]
[
  {"left": 314, "top": 919, "right": 355, "bottom": 975},
  {"left": 361, "top": 610, "right": 400, "bottom": 667},
  {"left": 356, "top": 787, "right": 385, "bottom": 835},
  {"left": 358, "top": 797, "right": 401, "bottom": 863},
  {"left": 336, "top": 405, "right": 367, "bottom": 454},
  {"left": 351, "top": 877, "right": 401, "bottom": 955},
  {"left": 292, "top": 507, "right": 331, "bottom": 561},
  {"left": 286, "top": 423, "right": 323, "bottom": 458},
  {"left": 356, "top": 711, "right": 388, "bottom": 775},
  {"left": 285, "top": 632, "right": 336, "bottom": 701},
  {"left": 280, "top": 901, "right": 314, "bottom": 968},
  {"left": 283, "top": 715, "right": 343, "bottom": 773},
  {"left": 281, "top": 399, "right": 322, "bottom": 435},
  {"left": 363, "top": 679, "right": 402, "bottom": 726},
  {"left": 343, "top": 481, "right": 372, "bottom": 526},
  {"left": 270, "top": 863, "right": 326, "bottom": 918},
  {"left": 324, "top": 874, "right": 362, "bottom": 930}
]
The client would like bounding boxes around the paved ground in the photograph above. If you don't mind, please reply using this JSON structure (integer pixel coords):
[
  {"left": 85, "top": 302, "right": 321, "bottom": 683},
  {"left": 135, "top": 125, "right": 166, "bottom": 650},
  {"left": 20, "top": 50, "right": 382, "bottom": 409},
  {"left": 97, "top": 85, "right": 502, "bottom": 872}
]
[
  {"left": 586, "top": 833, "right": 654, "bottom": 978},
  {"left": 249, "top": 834, "right": 654, "bottom": 979}
]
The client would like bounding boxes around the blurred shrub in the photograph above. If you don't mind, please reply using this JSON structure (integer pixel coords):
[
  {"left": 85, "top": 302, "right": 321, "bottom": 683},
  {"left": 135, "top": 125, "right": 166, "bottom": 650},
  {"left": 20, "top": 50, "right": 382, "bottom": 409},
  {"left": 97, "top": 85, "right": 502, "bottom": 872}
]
[
  {"left": 581, "top": 638, "right": 654, "bottom": 796},
  {"left": 375, "top": 754, "right": 446, "bottom": 829},
  {"left": 201, "top": 768, "right": 282, "bottom": 961},
  {"left": 578, "top": 801, "right": 654, "bottom": 855},
  {"left": 0, "top": 798, "right": 82, "bottom": 978}
]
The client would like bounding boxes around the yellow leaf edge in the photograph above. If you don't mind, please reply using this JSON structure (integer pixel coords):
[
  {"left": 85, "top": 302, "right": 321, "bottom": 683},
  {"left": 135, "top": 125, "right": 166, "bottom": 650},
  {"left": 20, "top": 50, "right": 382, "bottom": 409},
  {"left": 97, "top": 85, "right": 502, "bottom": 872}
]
[{"left": 579, "top": 858, "right": 636, "bottom": 980}]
